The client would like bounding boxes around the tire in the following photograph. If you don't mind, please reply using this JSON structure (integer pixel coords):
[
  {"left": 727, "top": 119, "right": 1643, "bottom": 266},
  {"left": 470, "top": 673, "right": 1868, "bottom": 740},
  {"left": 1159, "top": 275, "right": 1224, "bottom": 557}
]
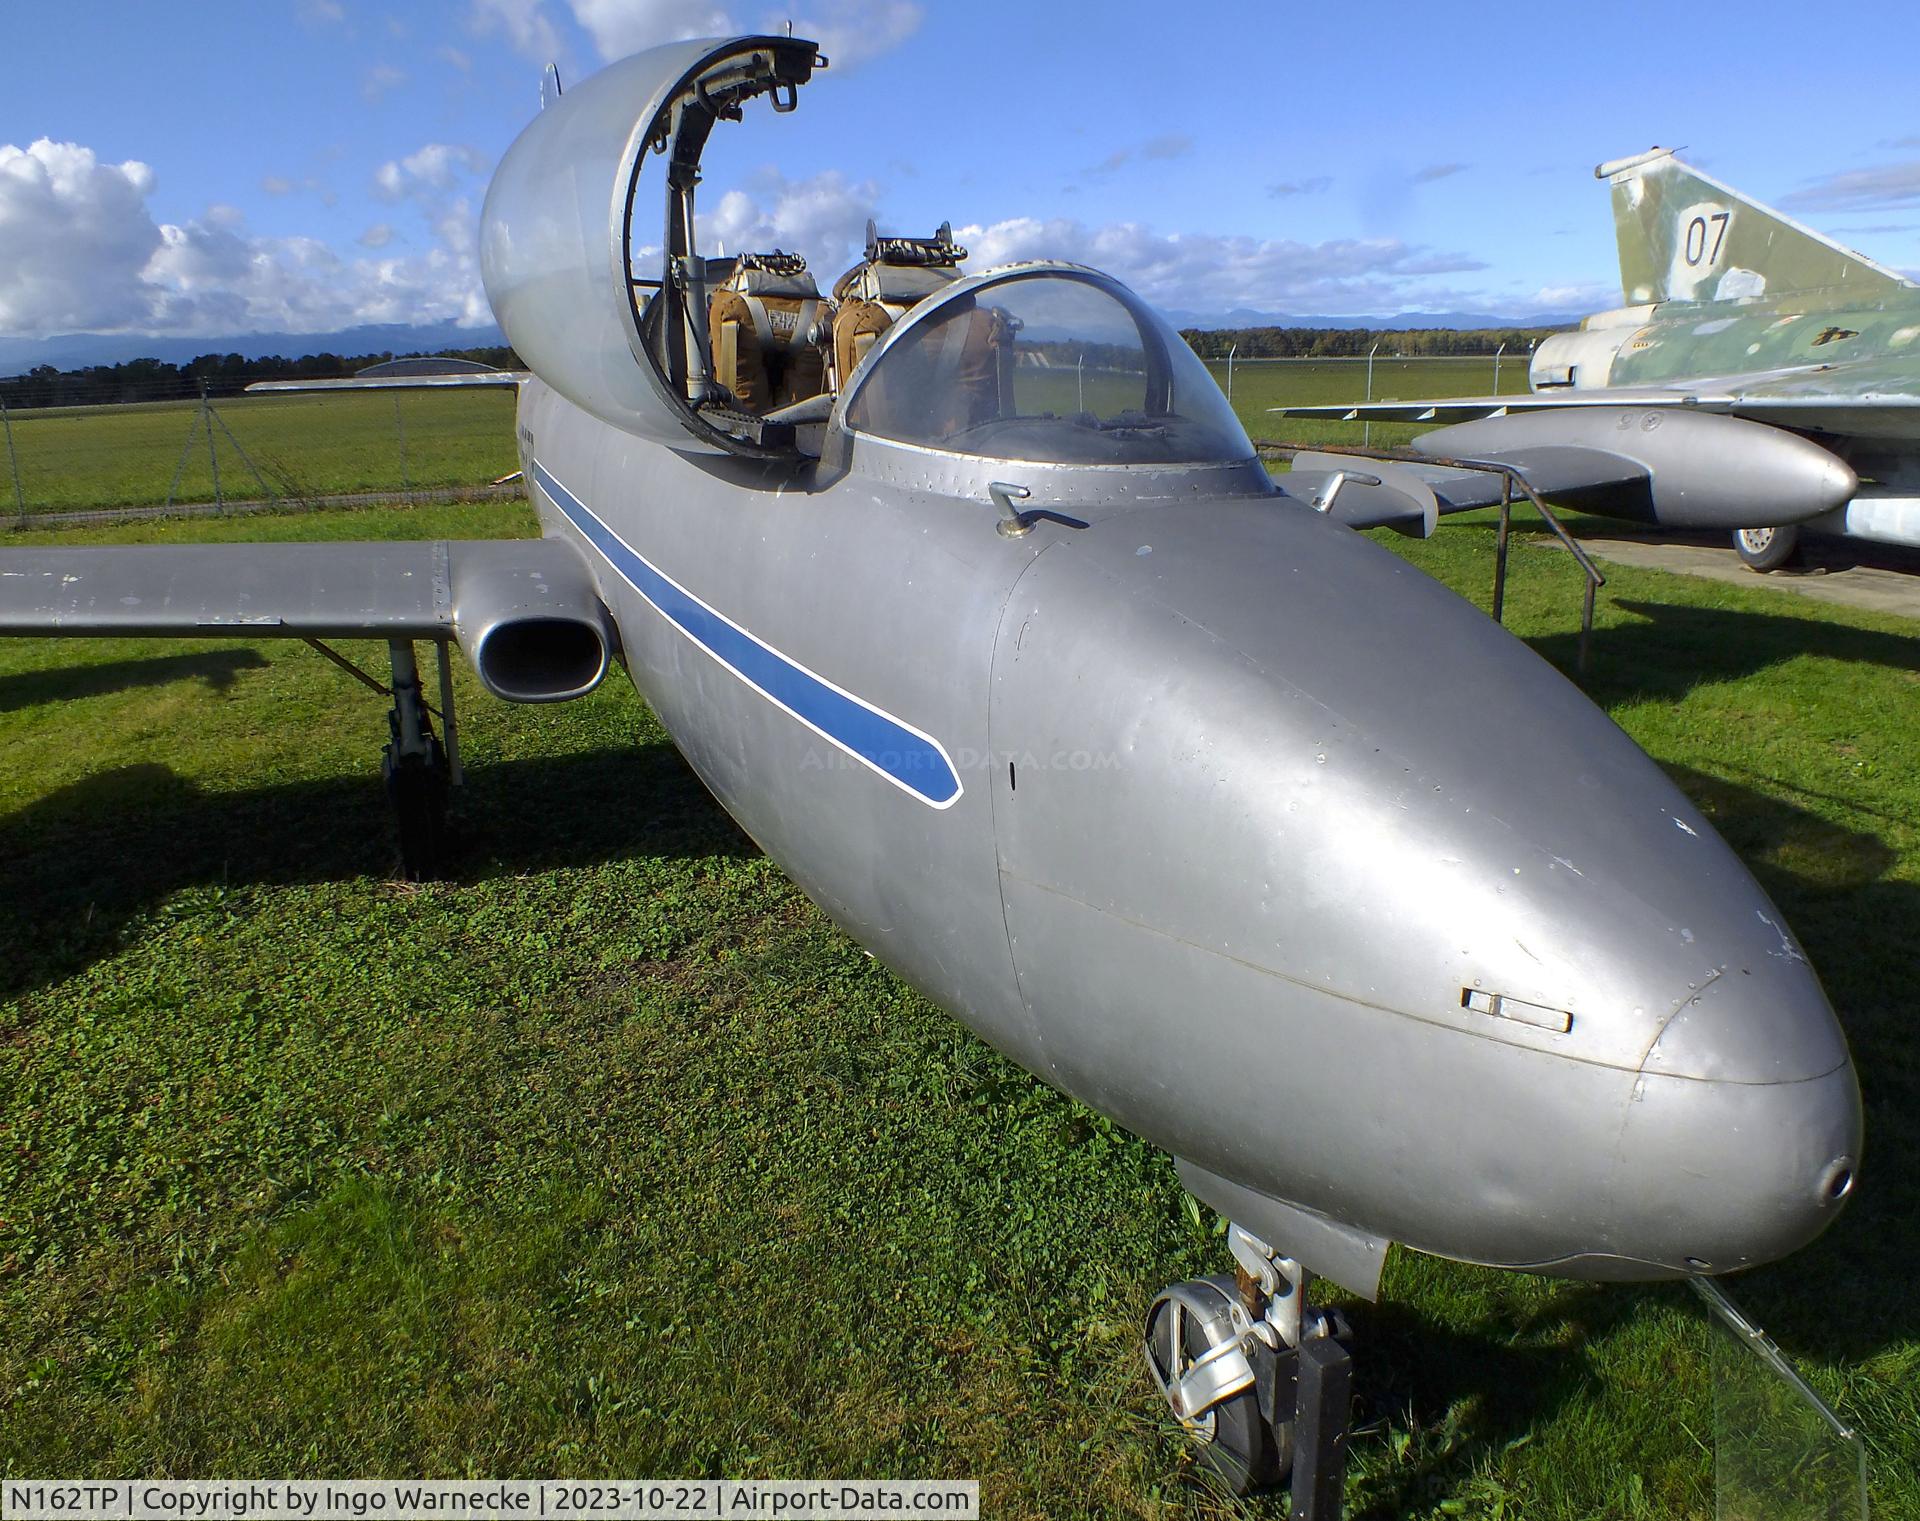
[
  {"left": 1733, "top": 523, "right": 1801, "bottom": 572},
  {"left": 384, "top": 737, "right": 449, "bottom": 881},
  {"left": 1145, "top": 1279, "right": 1291, "bottom": 1493}
]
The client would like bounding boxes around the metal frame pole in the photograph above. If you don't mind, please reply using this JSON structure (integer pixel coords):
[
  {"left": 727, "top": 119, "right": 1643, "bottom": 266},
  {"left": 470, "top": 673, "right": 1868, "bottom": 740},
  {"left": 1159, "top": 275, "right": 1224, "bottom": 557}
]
[
  {"left": 394, "top": 392, "right": 412, "bottom": 505},
  {"left": 1, "top": 395, "right": 25, "bottom": 526},
  {"left": 201, "top": 379, "right": 223, "bottom": 512}
]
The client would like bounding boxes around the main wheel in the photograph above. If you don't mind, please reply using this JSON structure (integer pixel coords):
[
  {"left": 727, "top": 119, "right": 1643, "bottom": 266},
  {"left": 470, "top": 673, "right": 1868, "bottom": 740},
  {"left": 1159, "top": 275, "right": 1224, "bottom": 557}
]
[
  {"left": 1733, "top": 523, "right": 1801, "bottom": 572},
  {"left": 1145, "top": 1277, "right": 1290, "bottom": 1493},
  {"left": 384, "top": 736, "right": 450, "bottom": 881}
]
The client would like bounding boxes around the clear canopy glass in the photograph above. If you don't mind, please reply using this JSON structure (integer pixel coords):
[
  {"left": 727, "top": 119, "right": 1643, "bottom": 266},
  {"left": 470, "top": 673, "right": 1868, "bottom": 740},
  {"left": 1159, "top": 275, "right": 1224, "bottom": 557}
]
[{"left": 843, "top": 270, "right": 1254, "bottom": 466}]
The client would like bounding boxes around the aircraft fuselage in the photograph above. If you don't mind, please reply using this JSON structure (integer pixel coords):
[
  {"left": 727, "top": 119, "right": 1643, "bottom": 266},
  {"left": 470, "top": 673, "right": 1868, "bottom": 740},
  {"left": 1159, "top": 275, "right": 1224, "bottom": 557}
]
[{"left": 515, "top": 372, "right": 1861, "bottom": 1293}]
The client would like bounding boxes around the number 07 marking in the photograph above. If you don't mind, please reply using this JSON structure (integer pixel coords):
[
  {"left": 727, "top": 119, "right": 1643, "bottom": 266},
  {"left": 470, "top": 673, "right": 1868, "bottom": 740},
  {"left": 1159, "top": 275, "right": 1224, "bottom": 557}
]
[{"left": 1684, "top": 210, "right": 1731, "bottom": 267}]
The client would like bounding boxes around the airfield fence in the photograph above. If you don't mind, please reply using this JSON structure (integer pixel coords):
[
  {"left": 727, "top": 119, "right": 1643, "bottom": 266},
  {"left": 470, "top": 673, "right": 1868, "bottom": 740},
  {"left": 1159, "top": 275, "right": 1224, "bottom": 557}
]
[
  {"left": 0, "top": 380, "right": 523, "bottom": 526},
  {"left": 0, "top": 354, "right": 1529, "bottom": 527}
]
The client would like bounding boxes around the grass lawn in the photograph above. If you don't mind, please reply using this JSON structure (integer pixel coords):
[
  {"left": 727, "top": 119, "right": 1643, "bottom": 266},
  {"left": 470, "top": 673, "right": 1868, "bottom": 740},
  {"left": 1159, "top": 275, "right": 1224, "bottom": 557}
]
[
  {"left": 0, "top": 359, "right": 1505, "bottom": 519},
  {"left": 0, "top": 390, "right": 519, "bottom": 514},
  {"left": 0, "top": 487, "right": 1916, "bottom": 1516}
]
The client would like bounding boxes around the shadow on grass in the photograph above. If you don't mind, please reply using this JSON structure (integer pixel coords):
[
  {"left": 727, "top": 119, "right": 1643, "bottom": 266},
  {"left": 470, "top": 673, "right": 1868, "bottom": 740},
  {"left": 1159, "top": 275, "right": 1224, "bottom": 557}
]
[
  {"left": 1346, "top": 1284, "right": 1649, "bottom": 1520},
  {"left": 0, "top": 740, "right": 751, "bottom": 1003},
  {"left": 1531, "top": 597, "right": 1920, "bottom": 701},
  {"left": 0, "top": 649, "right": 270, "bottom": 712}
]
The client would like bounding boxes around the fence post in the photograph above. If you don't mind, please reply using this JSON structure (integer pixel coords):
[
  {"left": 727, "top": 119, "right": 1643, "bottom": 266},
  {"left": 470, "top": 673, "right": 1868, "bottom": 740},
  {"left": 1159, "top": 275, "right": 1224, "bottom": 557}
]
[
  {"left": 1, "top": 394, "right": 24, "bottom": 526},
  {"left": 201, "top": 379, "right": 223, "bottom": 512},
  {"left": 394, "top": 392, "right": 412, "bottom": 505}
]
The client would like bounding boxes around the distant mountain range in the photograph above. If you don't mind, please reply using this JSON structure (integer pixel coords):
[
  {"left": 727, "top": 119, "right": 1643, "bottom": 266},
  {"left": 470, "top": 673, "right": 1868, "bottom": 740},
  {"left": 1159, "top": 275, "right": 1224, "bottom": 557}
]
[
  {"left": 0, "top": 322, "right": 509, "bottom": 375},
  {"left": 0, "top": 307, "right": 1580, "bottom": 376}
]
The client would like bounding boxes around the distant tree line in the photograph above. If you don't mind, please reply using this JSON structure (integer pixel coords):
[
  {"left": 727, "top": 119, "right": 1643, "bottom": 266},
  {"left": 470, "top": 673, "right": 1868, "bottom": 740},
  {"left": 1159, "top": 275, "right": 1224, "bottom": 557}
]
[
  {"left": 1180, "top": 326, "right": 1568, "bottom": 359},
  {"left": 0, "top": 346, "right": 525, "bottom": 411}
]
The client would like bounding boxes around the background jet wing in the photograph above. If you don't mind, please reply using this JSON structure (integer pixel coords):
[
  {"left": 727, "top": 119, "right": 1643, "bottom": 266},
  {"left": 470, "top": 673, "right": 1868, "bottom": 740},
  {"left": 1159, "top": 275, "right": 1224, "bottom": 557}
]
[
  {"left": 1269, "top": 385, "right": 1724, "bottom": 425},
  {"left": 1271, "top": 357, "right": 1920, "bottom": 439},
  {"left": 244, "top": 372, "right": 529, "bottom": 393},
  {"left": 1285, "top": 448, "right": 1648, "bottom": 518},
  {"left": 0, "top": 538, "right": 592, "bottom": 640}
]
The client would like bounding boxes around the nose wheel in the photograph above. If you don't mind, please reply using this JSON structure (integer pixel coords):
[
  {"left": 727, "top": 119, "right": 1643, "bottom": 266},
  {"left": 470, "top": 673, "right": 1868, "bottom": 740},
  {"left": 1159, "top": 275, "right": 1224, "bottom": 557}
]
[{"left": 1146, "top": 1224, "right": 1353, "bottom": 1513}]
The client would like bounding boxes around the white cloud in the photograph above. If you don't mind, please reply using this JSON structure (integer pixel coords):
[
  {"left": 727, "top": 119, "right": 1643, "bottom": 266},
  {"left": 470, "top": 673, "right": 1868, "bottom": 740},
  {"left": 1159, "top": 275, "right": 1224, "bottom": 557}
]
[
  {"left": 439, "top": 44, "right": 473, "bottom": 70},
  {"left": 0, "top": 140, "right": 162, "bottom": 333},
  {"left": 1782, "top": 160, "right": 1920, "bottom": 212},
  {"left": 470, "top": 0, "right": 565, "bottom": 61},
  {"left": 954, "top": 215, "right": 1491, "bottom": 316},
  {"left": 374, "top": 143, "right": 489, "bottom": 200},
  {"left": 1268, "top": 176, "right": 1331, "bottom": 198},
  {"left": 471, "top": 0, "right": 920, "bottom": 68},
  {"left": 261, "top": 174, "right": 294, "bottom": 194},
  {"left": 774, "top": 0, "right": 920, "bottom": 69},
  {"left": 703, "top": 168, "right": 881, "bottom": 270},
  {"left": 568, "top": 0, "right": 732, "bottom": 58},
  {"left": 359, "top": 222, "right": 395, "bottom": 248},
  {"left": 1529, "top": 281, "right": 1613, "bottom": 312},
  {"left": 0, "top": 137, "right": 492, "bottom": 339},
  {"left": 299, "top": 0, "right": 345, "bottom": 24},
  {"left": 362, "top": 63, "right": 408, "bottom": 103},
  {"left": 1412, "top": 162, "right": 1469, "bottom": 184}
]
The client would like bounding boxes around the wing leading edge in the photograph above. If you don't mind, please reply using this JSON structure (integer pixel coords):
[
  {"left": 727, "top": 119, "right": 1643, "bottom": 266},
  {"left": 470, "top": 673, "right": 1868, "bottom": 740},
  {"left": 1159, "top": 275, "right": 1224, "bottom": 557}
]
[{"left": 0, "top": 537, "right": 614, "bottom": 703}]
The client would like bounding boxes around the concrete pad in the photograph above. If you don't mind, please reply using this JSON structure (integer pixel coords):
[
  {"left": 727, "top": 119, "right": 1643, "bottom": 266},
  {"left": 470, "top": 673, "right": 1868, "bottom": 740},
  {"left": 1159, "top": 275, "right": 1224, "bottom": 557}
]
[{"left": 1571, "top": 532, "right": 1920, "bottom": 623}]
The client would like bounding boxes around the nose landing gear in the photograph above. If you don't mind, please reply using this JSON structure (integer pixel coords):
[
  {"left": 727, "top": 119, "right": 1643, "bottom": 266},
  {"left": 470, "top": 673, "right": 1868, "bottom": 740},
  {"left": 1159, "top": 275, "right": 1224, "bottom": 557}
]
[{"left": 1145, "top": 1223, "right": 1354, "bottom": 1513}]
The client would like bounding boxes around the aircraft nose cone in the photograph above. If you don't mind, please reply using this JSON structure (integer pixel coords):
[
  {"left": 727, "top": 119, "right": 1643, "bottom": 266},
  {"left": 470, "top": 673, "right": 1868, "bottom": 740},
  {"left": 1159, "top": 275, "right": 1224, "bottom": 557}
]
[
  {"left": 1612, "top": 1056, "right": 1862, "bottom": 1273},
  {"left": 988, "top": 494, "right": 1861, "bottom": 1275}
]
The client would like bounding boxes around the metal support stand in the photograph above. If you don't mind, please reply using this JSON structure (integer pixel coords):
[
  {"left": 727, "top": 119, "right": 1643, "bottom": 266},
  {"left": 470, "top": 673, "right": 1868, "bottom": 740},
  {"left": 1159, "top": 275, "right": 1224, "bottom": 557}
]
[
  {"left": 1258, "top": 437, "right": 1605, "bottom": 677},
  {"left": 164, "top": 381, "right": 283, "bottom": 513},
  {"left": 435, "top": 639, "right": 463, "bottom": 786}
]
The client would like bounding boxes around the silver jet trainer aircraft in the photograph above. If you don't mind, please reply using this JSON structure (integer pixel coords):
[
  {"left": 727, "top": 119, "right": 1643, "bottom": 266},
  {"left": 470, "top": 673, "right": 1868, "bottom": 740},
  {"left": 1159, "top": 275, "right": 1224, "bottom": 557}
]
[
  {"left": 0, "top": 41, "right": 1864, "bottom": 1501},
  {"left": 1276, "top": 147, "right": 1920, "bottom": 571}
]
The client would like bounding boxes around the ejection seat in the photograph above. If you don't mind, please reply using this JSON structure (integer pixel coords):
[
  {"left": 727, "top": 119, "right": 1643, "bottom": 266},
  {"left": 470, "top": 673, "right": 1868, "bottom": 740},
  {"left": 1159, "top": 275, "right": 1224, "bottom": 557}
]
[
  {"left": 830, "top": 221, "right": 970, "bottom": 388},
  {"left": 707, "top": 251, "right": 829, "bottom": 415},
  {"left": 829, "top": 221, "right": 1009, "bottom": 435}
]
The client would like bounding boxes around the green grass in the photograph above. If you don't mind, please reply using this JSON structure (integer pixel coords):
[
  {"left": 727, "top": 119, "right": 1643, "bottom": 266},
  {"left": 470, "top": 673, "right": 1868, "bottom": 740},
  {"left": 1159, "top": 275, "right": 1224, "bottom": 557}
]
[
  {"left": 1205, "top": 355, "right": 1531, "bottom": 452},
  {"left": 2, "top": 495, "right": 1917, "bottom": 1517},
  {"left": 0, "top": 359, "right": 1504, "bottom": 518},
  {"left": 0, "top": 390, "right": 518, "bottom": 514}
]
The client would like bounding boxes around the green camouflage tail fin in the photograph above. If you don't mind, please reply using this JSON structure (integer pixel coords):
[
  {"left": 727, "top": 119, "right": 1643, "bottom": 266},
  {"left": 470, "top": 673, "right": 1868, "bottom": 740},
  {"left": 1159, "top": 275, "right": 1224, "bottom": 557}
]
[{"left": 1598, "top": 147, "right": 1912, "bottom": 306}]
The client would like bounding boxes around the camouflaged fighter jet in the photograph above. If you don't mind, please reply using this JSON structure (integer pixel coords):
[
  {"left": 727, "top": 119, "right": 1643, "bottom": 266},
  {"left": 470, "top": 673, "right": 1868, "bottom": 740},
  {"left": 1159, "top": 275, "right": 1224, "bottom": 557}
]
[
  {"left": 1275, "top": 147, "right": 1920, "bottom": 571},
  {"left": 0, "top": 43, "right": 1866, "bottom": 1499}
]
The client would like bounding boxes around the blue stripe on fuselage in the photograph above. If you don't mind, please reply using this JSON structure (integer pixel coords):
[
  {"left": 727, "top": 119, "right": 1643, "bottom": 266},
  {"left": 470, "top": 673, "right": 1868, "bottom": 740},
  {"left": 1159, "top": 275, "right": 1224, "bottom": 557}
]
[{"left": 531, "top": 459, "right": 962, "bottom": 808}]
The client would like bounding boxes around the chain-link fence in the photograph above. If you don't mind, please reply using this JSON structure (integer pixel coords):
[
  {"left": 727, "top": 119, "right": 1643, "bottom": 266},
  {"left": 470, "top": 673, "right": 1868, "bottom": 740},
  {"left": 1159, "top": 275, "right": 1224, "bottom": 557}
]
[{"left": 0, "top": 382, "right": 521, "bottom": 527}]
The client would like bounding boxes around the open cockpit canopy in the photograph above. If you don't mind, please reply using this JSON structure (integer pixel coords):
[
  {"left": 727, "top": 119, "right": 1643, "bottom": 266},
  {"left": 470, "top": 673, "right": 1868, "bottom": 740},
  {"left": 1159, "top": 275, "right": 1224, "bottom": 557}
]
[
  {"left": 480, "top": 38, "right": 1250, "bottom": 470},
  {"left": 480, "top": 35, "right": 821, "bottom": 457}
]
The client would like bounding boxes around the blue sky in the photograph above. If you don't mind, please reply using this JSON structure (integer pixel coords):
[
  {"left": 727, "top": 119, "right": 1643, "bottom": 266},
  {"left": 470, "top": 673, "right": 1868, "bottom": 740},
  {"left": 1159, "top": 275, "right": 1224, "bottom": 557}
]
[{"left": 5, "top": 0, "right": 1920, "bottom": 345}]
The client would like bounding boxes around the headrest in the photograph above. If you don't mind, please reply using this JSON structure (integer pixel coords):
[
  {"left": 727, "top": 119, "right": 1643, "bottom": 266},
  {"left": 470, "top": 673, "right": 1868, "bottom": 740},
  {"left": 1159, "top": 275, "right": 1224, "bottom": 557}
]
[
  {"left": 832, "top": 221, "right": 969, "bottom": 307},
  {"left": 722, "top": 250, "right": 820, "bottom": 300}
]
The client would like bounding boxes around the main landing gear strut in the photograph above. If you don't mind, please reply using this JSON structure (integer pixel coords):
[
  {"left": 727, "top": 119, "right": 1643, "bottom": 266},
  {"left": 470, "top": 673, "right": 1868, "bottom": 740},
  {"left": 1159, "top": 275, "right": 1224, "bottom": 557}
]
[
  {"left": 302, "top": 636, "right": 459, "bottom": 880},
  {"left": 1146, "top": 1223, "right": 1355, "bottom": 1515}
]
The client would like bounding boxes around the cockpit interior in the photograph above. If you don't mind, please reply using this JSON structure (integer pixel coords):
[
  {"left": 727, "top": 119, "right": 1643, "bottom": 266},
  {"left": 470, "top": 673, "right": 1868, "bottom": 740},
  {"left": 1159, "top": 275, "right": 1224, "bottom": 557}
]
[{"left": 619, "top": 38, "right": 1252, "bottom": 469}]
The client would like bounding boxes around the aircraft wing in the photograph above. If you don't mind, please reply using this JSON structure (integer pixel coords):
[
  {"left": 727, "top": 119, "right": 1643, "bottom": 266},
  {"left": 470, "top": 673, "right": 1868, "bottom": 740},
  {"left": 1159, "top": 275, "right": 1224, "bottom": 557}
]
[
  {"left": 1286, "top": 448, "right": 1647, "bottom": 518},
  {"left": 244, "top": 372, "right": 530, "bottom": 393},
  {"left": 1271, "top": 357, "right": 1920, "bottom": 440},
  {"left": 0, "top": 537, "right": 612, "bottom": 701}
]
